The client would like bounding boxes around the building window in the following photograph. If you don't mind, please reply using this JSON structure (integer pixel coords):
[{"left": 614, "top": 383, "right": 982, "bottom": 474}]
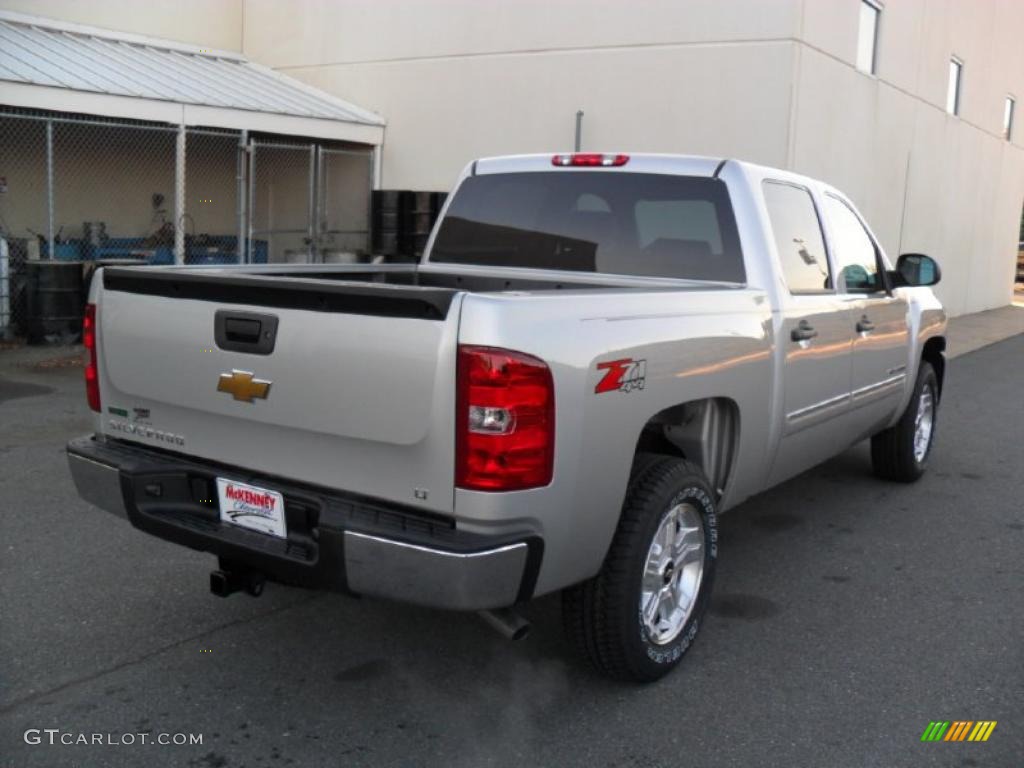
[
  {"left": 947, "top": 57, "right": 963, "bottom": 115},
  {"left": 1004, "top": 96, "right": 1016, "bottom": 140},
  {"left": 857, "top": 0, "right": 880, "bottom": 74}
]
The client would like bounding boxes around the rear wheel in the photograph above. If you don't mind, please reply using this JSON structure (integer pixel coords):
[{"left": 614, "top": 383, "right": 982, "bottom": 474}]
[
  {"left": 563, "top": 456, "right": 718, "bottom": 682},
  {"left": 871, "top": 361, "right": 939, "bottom": 482}
]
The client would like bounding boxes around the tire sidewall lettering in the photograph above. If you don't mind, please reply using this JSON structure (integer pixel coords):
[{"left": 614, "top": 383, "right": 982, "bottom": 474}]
[{"left": 638, "top": 482, "right": 717, "bottom": 664}]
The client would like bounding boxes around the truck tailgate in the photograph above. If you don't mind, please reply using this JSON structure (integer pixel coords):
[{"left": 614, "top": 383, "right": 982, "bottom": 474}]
[{"left": 94, "top": 269, "right": 461, "bottom": 514}]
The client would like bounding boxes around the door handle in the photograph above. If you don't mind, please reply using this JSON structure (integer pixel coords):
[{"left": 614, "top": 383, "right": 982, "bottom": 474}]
[
  {"left": 856, "top": 315, "right": 875, "bottom": 333},
  {"left": 791, "top": 320, "right": 818, "bottom": 342}
]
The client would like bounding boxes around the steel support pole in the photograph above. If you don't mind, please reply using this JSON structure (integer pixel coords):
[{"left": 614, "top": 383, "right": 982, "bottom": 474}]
[
  {"left": 0, "top": 238, "right": 10, "bottom": 338},
  {"left": 372, "top": 144, "right": 382, "bottom": 190},
  {"left": 247, "top": 139, "right": 256, "bottom": 264},
  {"left": 174, "top": 122, "right": 186, "bottom": 265},
  {"left": 366, "top": 149, "right": 375, "bottom": 258},
  {"left": 308, "top": 144, "right": 317, "bottom": 262},
  {"left": 237, "top": 129, "right": 248, "bottom": 263},
  {"left": 46, "top": 119, "right": 54, "bottom": 260}
]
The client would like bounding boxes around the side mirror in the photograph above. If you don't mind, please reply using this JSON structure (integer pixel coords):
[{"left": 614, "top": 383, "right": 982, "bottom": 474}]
[{"left": 892, "top": 253, "right": 941, "bottom": 287}]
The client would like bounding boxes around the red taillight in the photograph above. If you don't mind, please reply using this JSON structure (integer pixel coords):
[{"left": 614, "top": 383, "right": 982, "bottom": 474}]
[
  {"left": 83, "top": 303, "right": 100, "bottom": 412},
  {"left": 551, "top": 153, "right": 629, "bottom": 167},
  {"left": 456, "top": 345, "right": 554, "bottom": 491}
]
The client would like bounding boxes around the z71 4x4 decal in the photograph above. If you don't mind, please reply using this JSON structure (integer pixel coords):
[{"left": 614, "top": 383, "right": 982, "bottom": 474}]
[{"left": 595, "top": 358, "right": 647, "bottom": 394}]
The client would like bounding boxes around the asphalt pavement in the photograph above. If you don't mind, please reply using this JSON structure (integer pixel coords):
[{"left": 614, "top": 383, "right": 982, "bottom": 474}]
[{"left": 1, "top": 336, "right": 1021, "bottom": 768}]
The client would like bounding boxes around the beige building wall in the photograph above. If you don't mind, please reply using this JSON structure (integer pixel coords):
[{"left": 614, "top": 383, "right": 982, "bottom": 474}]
[
  {"left": 241, "top": 0, "right": 1024, "bottom": 315},
  {"left": 791, "top": 0, "right": 1024, "bottom": 315},
  {"left": 3, "top": 0, "right": 1021, "bottom": 313},
  {"left": 0, "top": 0, "right": 243, "bottom": 51},
  {"left": 243, "top": 0, "right": 804, "bottom": 190}
]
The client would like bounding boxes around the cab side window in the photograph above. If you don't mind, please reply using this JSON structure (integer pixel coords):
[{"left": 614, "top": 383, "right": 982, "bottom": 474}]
[
  {"left": 762, "top": 181, "right": 832, "bottom": 293},
  {"left": 824, "top": 194, "right": 884, "bottom": 293}
]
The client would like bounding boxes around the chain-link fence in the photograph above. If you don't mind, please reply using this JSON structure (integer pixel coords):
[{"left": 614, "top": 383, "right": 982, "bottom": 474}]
[
  {"left": 250, "top": 139, "right": 315, "bottom": 264},
  {"left": 186, "top": 128, "right": 247, "bottom": 266},
  {"left": 0, "top": 107, "right": 375, "bottom": 342},
  {"left": 319, "top": 148, "right": 374, "bottom": 258}
]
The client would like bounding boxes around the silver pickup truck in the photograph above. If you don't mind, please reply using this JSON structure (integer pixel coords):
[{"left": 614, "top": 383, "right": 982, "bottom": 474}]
[{"left": 67, "top": 152, "right": 946, "bottom": 682}]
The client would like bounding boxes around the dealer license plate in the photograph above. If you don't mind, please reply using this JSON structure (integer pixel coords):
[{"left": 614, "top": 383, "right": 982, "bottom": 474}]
[{"left": 216, "top": 478, "right": 286, "bottom": 539}]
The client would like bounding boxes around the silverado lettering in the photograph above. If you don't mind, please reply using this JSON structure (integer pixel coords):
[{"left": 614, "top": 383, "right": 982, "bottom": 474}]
[{"left": 107, "top": 420, "right": 185, "bottom": 447}]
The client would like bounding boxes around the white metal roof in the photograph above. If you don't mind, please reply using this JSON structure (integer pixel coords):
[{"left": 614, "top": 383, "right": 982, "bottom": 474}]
[{"left": 0, "top": 11, "right": 383, "bottom": 143}]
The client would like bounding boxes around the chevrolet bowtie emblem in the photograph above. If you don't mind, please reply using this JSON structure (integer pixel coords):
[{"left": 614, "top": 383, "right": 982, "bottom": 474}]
[{"left": 217, "top": 370, "right": 271, "bottom": 403}]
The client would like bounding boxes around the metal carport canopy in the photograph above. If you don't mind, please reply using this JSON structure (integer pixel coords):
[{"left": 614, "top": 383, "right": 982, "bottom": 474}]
[{"left": 0, "top": 10, "right": 384, "bottom": 144}]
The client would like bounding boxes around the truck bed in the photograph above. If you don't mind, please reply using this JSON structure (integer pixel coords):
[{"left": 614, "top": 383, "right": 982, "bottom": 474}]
[{"left": 90, "top": 262, "right": 748, "bottom": 520}]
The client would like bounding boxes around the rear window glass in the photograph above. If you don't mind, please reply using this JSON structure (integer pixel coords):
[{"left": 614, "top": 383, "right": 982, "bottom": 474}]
[{"left": 430, "top": 172, "right": 745, "bottom": 282}]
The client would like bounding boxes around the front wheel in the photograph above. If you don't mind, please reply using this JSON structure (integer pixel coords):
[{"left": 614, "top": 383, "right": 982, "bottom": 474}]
[
  {"left": 871, "top": 361, "right": 939, "bottom": 482},
  {"left": 562, "top": 456, "right": 718, "bottom": 682}
]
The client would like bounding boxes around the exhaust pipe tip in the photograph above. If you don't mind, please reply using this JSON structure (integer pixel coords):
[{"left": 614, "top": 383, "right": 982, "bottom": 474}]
[{"left": 478, "top": 608, "right": 531, "bottom": 641}]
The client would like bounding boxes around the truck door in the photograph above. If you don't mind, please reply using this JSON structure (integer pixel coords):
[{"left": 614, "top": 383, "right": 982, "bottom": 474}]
[
  {"left": 761, "top": 181, "right": 855, "bottom": 487},
  {"left": 821, "top": 193, "right": 910, "bottom": 435}
]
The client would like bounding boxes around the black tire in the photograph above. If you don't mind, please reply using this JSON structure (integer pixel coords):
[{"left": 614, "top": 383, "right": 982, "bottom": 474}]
[
  {"left": 562, "top": 455, "right": 718, "bottom": 682},
  {"left": 871, "top": 361, "right": 939, "bottom": 482}
]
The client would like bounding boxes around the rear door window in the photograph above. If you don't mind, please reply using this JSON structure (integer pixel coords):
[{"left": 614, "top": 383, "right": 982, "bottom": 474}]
[
  {"left": 762, "top": 181, "right": 832, "bottom": 293},
  {"left": 431, "top": 171, "right": 745, "bottom": 282}
]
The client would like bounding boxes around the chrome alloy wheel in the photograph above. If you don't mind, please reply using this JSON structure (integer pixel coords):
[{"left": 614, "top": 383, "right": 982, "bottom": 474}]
[
  {"left": 641, "top": 502, "right": 705, "bottom": 645},
  {"left": 913, "top": 383, "right": 935, "bottom": 463}
]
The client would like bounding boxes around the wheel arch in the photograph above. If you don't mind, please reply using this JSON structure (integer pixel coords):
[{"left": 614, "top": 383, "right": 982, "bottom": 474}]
[
  {"left": 922, "top": 336, "right": 946, "bottom": 398},
  {"left": 632, "top": 397, "right": 740, "bottom": 499}
]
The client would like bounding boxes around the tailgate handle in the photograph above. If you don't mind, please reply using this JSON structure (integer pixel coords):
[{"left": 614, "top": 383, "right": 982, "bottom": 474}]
[
  {"left": 225, "top": 317, "right": 261, "bottom": 342},
  {"left": 215, "top": 310, "right": 279, "bottom": 355}
]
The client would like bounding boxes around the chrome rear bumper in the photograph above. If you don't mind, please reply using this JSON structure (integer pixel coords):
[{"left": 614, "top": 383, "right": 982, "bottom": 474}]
[
  {"left": 68, "top": 451, "right": 126, "bottom": 520},
  {"left": 343, "top": 532, "right": 528, "bottom": 610},
  {"left": 67, "top": 436, "right": 535, "bottom": 611}
]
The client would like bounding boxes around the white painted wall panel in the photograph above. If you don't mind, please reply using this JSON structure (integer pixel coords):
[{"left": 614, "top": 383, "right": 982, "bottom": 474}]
[
  {"left": 242, "top": 0, "right": 802, "bottom": 70},
  {"left": 290, "top": 42, "right": 796, "bottom": 191}
]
